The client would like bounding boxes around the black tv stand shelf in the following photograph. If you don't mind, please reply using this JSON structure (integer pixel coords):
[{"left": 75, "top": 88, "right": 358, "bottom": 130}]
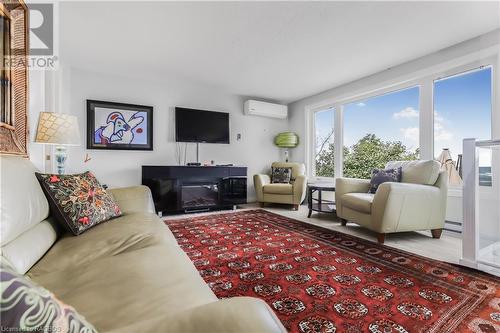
[{"left": 142, "top": 165, "right": 247, "bottom": 215}]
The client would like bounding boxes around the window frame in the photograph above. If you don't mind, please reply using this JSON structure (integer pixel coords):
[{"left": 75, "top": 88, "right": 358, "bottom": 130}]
[
  {"left": 341, "top": 85, "right": 421, "bottom": 178},
  {"left": 308, "top": 107, "right": 336, "bottom": 181},
  {"left": 306, "top": 84, "right": 422, "bottom": 182},
  {"left": 431, "top": 64, "right": 495, "bottom": 192},
  {"left": 304, "top": 55, "right": 497, "bottom": 198}
]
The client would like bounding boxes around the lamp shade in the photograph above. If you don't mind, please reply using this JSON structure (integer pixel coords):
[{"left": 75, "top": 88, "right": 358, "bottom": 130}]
[
  {"left": 35, "top": 112, "right": 81, "bottom": 146},
  {"left": 274, "top": 132, "right": 299, "bottom": 148}
]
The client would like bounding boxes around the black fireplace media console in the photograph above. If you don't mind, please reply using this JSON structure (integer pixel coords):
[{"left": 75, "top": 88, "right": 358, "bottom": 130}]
[{"left": 142, "top": 165, "right": 247, "bottom": 214}]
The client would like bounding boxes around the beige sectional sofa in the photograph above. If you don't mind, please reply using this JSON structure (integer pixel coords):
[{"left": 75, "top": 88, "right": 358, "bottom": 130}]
[{"left": 0, "top": 156, "right": 285, "bottom": 332}]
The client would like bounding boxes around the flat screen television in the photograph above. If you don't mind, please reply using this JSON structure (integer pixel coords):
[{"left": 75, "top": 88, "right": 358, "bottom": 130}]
[{"left": 175, "top": 107, "right": 230, "bottom": 144}]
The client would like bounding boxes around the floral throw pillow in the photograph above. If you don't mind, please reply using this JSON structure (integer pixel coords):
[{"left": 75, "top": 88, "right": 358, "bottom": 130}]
[
  {"left": 0, "top": 261, "right": 97, "bottom": 333},
  {"left": 35, "top": 171, "right": 122, "bottom": 235},
  {"left": 271, "top": 167, "right": 292, "bottom": 184},
  {"left": 368, "top": 167, "right": 402, "bottom": 194}
]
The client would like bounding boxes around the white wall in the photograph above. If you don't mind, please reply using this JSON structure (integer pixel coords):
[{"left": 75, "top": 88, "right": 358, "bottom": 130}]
[
  {"left": 28, "top": 70, "right": 46, "bottom": 171},
  {"left": 29, "top": 67, "right": 289, "bottom": 202}
]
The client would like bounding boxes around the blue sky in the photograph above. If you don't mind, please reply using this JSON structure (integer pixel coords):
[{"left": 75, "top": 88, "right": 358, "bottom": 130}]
[
  {"left": 344, "top": 86, "right": 420, "bottom": 150},
  {"left": 315, "top": 66, "right": 492, "bottom": 165},
  {"left": 433, "top": 67, "right": 491, "bottom": 163}
]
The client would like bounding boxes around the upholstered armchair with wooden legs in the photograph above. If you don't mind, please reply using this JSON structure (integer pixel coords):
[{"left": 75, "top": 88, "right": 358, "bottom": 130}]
[
  {"left": 335, "top": 160, "right": 448, "bottom": 243},
  {"left": 254, "top": 162, "right": 307, "bottom": 210}
]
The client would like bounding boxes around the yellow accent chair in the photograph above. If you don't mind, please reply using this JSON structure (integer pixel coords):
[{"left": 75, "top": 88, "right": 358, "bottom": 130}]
[{"left": 254, "top": 162, "right": 307, "bottom": 210}]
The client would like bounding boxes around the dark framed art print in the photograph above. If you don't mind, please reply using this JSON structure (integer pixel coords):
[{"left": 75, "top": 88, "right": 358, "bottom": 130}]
[{"left": 87, "top": 100, "right": 153, "bottom": 151}]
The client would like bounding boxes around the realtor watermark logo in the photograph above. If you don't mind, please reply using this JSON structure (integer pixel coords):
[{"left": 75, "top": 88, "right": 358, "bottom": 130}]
[
  {"left": 5, "top": 2, "right": 57, "bottom": 70},
  {"left": 29, "top": 3, "right": 53, "bottom": 56}
]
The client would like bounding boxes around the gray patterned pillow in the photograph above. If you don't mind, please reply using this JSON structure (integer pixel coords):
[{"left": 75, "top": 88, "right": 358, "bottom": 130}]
[
  {"left": 0, "top": 261, "right": 97, "bottom": 333},
  {"left": 271, "top": 167, "right": 292, "bottom": 184},
  {"left": 368, "top": 167, "right": 402, "bottom": 194}
]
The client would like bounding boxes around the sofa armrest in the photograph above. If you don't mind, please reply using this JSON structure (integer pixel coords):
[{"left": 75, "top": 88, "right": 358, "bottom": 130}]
[
  {"left": 107, "top": 297, "right": 286, "bottom": 333},
  {"left": 371, "top": 182, "right": 446, "bottom": 233},
  {"left": 292, "top": 175, "right": 307, "bottom": 204},
  {"left": 254, "top": 174, "right": 271, "bottom": 202},
  {"left": 167, "top": 297, "right": 286, "bottom": 333},
  {"left": 335, "top": 177, "right": 371, "bottom": 194},
  {"left": 335, "top": 178, "right": 370, "bottom": 217},
  {"left": 108, "top": 185, "right": 155, "bottom": 215}
]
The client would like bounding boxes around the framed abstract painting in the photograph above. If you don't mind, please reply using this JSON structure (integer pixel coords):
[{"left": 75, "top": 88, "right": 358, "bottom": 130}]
[{"left": 86, "top": 100, "right": 153, "bottom": 151}]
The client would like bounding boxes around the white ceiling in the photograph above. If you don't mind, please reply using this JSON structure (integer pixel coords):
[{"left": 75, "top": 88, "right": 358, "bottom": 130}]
[{"left": 60, "top": 1, "right": 500, "bottom": 103}]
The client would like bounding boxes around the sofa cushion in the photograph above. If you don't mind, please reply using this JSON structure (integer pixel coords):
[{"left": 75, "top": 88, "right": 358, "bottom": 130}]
[
  {"left": 1, "top": 219, "right": 59, "bottom": 274},
  {"left": 0, "top": 156, "right": 50, "bottom": 246},
  {"left": 108, "top": 185, "right": 155, "bottom": 215},
  {"left": 263, "top": 183, "right": 293, "bottom": 195},
  {"left": 0, "top": 260, "right": 97, "bottom": 333},
  {"left": 27, "top": 212, "right": 177, "bottom": 277},
  {"left": 385, "top": 160, "right": 440, "bottom": 185},
  {"left": 341, "top": 193, "right": 374, "bottom": 214},
  {"left": 29, "top": 245, "right": 217, "bottom": 332},
  {"left": 35, "top": 171, "right": 122, "bottom": 235}
]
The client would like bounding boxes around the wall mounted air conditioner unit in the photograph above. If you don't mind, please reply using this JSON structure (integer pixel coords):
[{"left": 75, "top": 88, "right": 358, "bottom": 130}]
[{"left": 244, "top": 100, "right": 288, "bottom": 119}]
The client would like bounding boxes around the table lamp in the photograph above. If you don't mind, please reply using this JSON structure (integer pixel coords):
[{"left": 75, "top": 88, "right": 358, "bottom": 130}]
[
  {"left": 35, "top": 112, "right": 81, "bottom": 174},
  {"left": 274, "top": 132, "right": 299, "bottom": 162}
]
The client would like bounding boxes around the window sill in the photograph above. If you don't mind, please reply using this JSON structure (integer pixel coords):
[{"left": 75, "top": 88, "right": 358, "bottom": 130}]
[{"left": 448, "top": 185, "right": 496, "bottom": 198}]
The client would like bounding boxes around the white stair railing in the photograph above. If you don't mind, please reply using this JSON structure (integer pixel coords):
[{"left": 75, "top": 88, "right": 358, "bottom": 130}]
[
  {"left": 460, "top": 138, "right": 480, "bottom": 268},
  {"left": 461, "top": 138, "right": 500, "bottom": 275}
]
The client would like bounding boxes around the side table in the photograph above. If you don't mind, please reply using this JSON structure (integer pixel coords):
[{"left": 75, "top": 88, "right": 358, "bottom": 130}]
[{"left": 307, "top": 183, "right": 336, "bottom": 218}]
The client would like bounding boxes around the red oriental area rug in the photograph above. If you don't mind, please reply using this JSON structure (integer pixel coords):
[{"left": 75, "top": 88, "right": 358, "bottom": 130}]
[{"left": 165, "top": 209, "right": 500, "bottom": 333}]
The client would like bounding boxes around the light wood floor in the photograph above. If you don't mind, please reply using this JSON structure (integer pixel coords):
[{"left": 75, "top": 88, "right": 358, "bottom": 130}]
[{"left": 164, "top": 203, "right": 463, "bottom": 265}]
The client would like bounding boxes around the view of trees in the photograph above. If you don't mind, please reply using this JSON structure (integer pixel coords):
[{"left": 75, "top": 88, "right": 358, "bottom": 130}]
[{"left": 315, "top": 132, "right": 419, "bottom": 179}]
